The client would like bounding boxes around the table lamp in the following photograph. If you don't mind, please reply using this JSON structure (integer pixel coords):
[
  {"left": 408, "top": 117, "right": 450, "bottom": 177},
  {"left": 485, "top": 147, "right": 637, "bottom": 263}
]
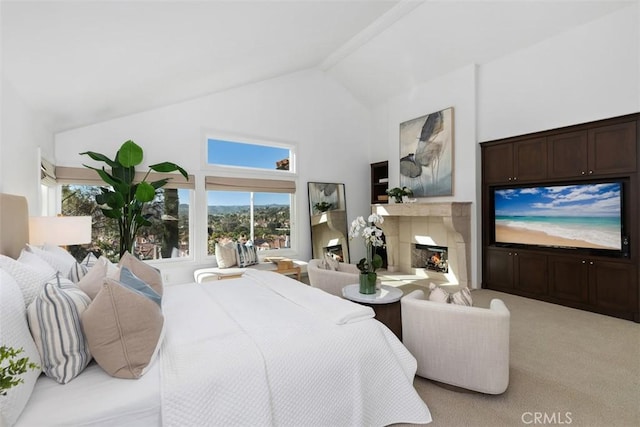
[{"left": 29, "top": 216, "right": 92, "bottom": 247}]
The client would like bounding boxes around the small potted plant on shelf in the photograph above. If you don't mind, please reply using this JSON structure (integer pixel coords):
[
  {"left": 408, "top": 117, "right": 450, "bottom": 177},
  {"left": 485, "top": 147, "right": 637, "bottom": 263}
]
[{"left": 386, "top": 186, "right": 413, "bottom": 203}]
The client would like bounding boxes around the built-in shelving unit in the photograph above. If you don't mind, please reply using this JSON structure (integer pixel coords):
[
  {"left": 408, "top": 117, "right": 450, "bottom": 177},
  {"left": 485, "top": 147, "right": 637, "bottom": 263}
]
[{"left": 371, "top": 161, "right": 389, "bottom": 204}]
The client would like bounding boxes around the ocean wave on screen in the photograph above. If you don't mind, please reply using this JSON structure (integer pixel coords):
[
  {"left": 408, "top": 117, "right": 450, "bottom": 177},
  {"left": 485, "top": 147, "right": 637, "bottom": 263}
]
[{"left": 497, "top": 219, "right": 620, "bottom": 249}]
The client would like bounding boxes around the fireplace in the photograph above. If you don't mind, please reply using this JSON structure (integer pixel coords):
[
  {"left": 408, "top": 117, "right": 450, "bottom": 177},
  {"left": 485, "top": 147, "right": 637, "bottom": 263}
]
[
  {"left": 372, "top": 202, "right": 471, "bottom": 286},
  {"left": 323, "top": 244, "right": 345, "bottom": 262},
  {"left": 412, "top": 244, "right": 448, "bottom": 273}
]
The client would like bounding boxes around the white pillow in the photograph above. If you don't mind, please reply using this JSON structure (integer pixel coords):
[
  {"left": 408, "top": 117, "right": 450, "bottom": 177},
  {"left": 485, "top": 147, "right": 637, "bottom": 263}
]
[
  {"left": 27, "top": 244, "right": 75, "bottom": 278},
  {"left": 27, "top": 274, "right": 92, "bottom": 384},
  {"left": 0, "top": 270, "right": 42, "bottom": 426},
  {"left": 0, "top": 254, "right": 57, "bottom": 307},
  {"left": 215, "top": 241, "right": 237, "bottom": 269},
  {"left": 428, "top": 283, "right": 450, "bottom": 303}
]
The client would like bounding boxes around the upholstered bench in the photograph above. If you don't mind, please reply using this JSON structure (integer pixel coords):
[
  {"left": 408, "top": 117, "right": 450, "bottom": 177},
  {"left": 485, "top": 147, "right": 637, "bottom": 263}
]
[{"left": 193, "top": 259, "right": 307, "bottom": 283}]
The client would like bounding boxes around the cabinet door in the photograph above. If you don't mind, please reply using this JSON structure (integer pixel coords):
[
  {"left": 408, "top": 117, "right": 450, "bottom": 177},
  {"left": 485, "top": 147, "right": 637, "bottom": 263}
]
[
  {"left": 483, "top": 144, "right": 513, "bottom": 184},
  {"left": 548, "top": 256, "right": 589, "bottom": 303},
  {"left": 514, "top": 137, "right": 547, "bottom": 182},
  {"left": 513, "top": 252, "right": 548, "bottom": 296},
  {"left": 484, "top": 248, "right": 514, "bottom": 290},
  {"left": 588, "top": 121, "right": 637, "bottom": 175},
  {"left": 547, "top": 130, "right": 589, "bottom": 178},
  {"left": 589, "top": 260, "right": 637, "bottom": 313}
]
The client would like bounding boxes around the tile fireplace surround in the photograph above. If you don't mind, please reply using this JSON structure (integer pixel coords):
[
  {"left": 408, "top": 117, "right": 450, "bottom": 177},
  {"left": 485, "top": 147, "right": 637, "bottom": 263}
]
[{"left": 372, "top": 202, "right": 472, "bottom": 287}]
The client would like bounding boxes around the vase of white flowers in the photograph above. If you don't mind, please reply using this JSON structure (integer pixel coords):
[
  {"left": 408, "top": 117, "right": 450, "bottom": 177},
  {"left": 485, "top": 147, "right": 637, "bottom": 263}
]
[{"left": 349, "top": 213, "right": 385, "bottom": 294}]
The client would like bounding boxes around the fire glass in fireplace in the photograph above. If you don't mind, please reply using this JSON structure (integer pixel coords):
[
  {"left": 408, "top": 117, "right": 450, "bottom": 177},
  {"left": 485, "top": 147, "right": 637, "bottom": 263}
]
[{"left": 412, "top": 244, "right": 448, "bottom": 273}]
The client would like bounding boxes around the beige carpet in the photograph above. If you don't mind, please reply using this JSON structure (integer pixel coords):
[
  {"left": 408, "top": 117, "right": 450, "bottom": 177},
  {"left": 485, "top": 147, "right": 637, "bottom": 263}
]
[{"left": 396, "top": 289, "right": 640, "bottom": 427}]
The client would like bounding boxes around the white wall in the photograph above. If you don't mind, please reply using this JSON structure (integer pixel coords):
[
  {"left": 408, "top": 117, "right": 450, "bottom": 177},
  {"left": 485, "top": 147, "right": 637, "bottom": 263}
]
[
  {"left": 371, "top": 65, "right": 480, "bottom": 286},
  {"left": 0, "top": 78, "right": 54, "bottom": 214},
  {"left": 55, "top": 69, "right": 373, "bottom": 283},
  {"left": 478, "top": 3, "right": 639, "bottom": 141}
]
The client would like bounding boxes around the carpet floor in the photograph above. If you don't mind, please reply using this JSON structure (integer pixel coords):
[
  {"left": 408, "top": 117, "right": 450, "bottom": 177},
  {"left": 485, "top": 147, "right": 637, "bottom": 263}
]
[{"left": 395, "top": 289, "right": 640, "bottom": 427}]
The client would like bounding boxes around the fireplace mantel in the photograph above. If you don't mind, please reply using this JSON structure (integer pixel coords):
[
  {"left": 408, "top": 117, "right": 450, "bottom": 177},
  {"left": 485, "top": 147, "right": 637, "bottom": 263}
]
[{"left": 371, "top": 202, "right": 472, "bottom": 286}]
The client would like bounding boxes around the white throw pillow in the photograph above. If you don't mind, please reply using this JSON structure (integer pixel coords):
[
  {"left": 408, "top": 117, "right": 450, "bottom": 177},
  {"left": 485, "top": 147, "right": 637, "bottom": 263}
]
[
  {"left": 428, "top": 283, "right": 450, "bottom": 303},
  {"left": 0, "top": 253, "right": 57, "bottom": 307},
  {"left": 27, "top": 274, "right": 92, "bottom": 384},
  {"left": 215, "top": 241, "right": 237, "bottom": 269},
  {"left": 0, "top": 270, "right": 42, "bottom": 426},
  {"left": 27, "top": 244, "right": 76, "bottom": 278}
]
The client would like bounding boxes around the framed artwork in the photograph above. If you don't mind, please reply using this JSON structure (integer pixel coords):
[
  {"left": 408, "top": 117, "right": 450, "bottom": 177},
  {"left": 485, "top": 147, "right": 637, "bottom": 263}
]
[{"left": 399, "top": 107, "right": 454, "bottom": 197}]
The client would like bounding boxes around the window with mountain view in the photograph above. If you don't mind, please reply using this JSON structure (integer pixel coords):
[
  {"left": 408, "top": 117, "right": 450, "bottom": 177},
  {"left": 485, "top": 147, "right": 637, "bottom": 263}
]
[
  {"left": 206, "top": 190, "right": 291, "bottom": 256},
  {"left": 61, "top": 184, "right": 190, "bottom": 262}
]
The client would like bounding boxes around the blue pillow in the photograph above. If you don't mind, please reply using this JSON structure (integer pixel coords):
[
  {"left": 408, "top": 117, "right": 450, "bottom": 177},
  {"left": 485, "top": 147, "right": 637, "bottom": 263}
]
[{"left": 119, "top": 267, "right": 162, "bottom": 306}]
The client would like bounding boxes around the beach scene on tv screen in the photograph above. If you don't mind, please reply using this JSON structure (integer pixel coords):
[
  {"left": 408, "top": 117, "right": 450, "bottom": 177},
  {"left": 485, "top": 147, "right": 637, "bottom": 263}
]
[{"left": 495, "top": 183, "right": 622, "bottom": 250}]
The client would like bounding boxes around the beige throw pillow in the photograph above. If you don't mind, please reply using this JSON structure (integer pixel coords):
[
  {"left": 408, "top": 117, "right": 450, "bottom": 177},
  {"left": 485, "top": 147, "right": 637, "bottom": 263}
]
[
  {"left": 82, "top": 279, "right": 164, "bottom": 379},
  {"left": 428, "top": 282, "right": 450, "bottom": 303},
  {"left": 215, "top": 241, "right": 237, "bottom": 268},
  {"left": 451, "top": 287, "right": 473, "bottom": 306},
  {"left": 118, "top": 251, "right": 163, "bottom": 295}
]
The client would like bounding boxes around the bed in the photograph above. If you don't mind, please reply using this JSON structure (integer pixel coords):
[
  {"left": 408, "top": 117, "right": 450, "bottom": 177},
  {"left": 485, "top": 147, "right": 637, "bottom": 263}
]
[{"left": 0, "top": 192, "right": 432, "bottom": 426}]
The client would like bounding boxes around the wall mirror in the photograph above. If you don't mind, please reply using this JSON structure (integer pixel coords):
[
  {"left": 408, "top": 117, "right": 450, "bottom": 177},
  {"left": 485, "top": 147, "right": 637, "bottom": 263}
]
[{"left": 307, "top": 182, "right": 350, "bottom": 263}]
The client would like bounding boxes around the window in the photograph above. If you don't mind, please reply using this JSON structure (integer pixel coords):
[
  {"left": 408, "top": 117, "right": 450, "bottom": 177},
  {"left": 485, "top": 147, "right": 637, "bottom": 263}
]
[
  {"left": 206, "top": 190, "right": 291, "bottom": 255},
  {"left": 61, "top": 185, "right": 191, "bottom": 262},
  {"left": 56, "top": 166, "right": 194, "bottom": 263},
  {"left": 207, "top": 138, "right": 293, "bottom": 171}
]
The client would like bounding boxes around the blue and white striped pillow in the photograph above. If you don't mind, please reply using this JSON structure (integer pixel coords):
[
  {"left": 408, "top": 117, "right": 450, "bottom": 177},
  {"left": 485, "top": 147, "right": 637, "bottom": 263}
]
[
  {"left": 235, "top": 242, "right": 259, "bottom": 267},
  {"left": 27, "top": 273, "right": 92, "bottom": 384}
]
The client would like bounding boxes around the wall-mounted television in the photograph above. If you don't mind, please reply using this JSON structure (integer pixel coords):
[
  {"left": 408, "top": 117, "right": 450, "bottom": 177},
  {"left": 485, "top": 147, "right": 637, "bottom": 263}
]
[{"left": 492, "top": 181, "right": 626, "bottom": 255}]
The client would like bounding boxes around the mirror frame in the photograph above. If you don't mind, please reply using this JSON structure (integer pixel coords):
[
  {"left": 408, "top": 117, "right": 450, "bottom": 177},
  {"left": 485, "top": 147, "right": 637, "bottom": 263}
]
[{"left": 307, "top": 182, "right": 350, "bottom": 263}]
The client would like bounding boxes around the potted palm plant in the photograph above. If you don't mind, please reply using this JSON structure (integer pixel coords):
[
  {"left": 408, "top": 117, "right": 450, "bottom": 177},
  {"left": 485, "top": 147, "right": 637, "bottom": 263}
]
[{"left": 81, "top": 140, "right": 188, "bottom": 258}]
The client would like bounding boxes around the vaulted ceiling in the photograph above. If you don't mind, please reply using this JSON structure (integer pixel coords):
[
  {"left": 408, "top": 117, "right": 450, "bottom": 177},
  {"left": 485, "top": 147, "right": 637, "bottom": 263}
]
[{"left": 1, "top": 0, "right": 633, "bottom": 133}]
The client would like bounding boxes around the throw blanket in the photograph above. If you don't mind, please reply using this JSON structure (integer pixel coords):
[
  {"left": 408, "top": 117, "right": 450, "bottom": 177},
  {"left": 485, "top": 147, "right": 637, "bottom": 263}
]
[{"left": 160, "top": 271, "right": 432, "bottom": 426}]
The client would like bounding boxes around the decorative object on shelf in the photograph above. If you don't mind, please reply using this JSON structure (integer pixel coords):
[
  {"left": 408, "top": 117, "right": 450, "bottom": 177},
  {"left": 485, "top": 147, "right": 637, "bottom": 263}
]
[
  {"left": 349, "top": 214, "right": 384, "bottom": 294},
  {"left": 0, "top": 345, "right": 39, "bottom": 396},
  {"left": 386, "top": 186, "right": 413, "bottom": 203},
  {"left": 80, "top": 140, "right": 188, "bottom": 258},
  {"left": 399, "top": 107, "right": 454, "bottom": 197},
  {"left": 313, "top": 201, "right": 333, "bottom": 212}
]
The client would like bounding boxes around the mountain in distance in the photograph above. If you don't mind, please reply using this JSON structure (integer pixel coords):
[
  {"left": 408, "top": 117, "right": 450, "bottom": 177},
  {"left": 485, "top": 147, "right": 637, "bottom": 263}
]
[{"left": 207, "top": 204, "right": 288, "bottom": 215}]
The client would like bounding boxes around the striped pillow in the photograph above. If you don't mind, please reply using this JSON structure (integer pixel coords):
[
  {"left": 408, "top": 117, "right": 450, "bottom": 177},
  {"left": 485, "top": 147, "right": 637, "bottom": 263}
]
[
  {"left": 27, "top": 274, "right": 92, "bottom": 384},
  {"left": 451, "top": 287, "right": 473, "bottom": 306},
  {"left": 235, "top": 242, "right": 259, "bottom": 267}
]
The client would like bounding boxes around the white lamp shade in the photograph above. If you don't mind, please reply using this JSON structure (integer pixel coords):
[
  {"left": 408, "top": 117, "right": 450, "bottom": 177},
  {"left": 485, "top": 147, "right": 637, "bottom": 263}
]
[{"left": 29, "top": 216, "right": 92, "bottom": 246}]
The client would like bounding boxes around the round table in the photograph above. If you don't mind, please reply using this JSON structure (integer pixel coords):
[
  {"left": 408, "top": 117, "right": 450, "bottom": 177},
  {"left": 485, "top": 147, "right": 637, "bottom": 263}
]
[{"left": 342, "top": 284, "right": 403, "bottom": 339}]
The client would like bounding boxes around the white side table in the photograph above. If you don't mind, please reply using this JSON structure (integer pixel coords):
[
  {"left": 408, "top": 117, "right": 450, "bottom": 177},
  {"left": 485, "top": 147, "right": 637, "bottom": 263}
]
[{"left": 342, "top": 284, "right": 403, "bottom": 339}]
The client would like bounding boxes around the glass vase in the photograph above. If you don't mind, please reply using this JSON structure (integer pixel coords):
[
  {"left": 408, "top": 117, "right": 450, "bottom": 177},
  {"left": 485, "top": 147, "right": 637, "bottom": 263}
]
[{"left": 359, "top": 272, "right": 377, "bottom": 295}]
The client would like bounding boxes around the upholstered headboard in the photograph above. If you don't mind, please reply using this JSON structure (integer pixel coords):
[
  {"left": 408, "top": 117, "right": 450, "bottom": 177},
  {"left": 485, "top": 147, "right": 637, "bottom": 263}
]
[{"left": 0, "top": 193, "right": 30, "bottom": 259}]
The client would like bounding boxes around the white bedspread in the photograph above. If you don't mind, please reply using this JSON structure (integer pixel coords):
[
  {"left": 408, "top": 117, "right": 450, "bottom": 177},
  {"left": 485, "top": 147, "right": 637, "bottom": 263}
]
[{"left": 160, "top": 270, "right": 432, "bottom": 426}]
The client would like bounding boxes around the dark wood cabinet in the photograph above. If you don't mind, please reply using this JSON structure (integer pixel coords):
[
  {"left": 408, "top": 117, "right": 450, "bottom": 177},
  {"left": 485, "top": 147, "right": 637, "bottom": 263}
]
[
  {"left": 547, "top": 121, "right": 637, "bottom": 179},
  {"left": 483, "top": 137, "right": 546, "bottom": 184},
  {"left": 371, "top": 161, "right": 389, "bottom": 204},
  {"left": 484, "top": 248, "right": 547, "bottom": 296},
  {"left": 481, "top": 113, "right": 639, "bottom": 322}
]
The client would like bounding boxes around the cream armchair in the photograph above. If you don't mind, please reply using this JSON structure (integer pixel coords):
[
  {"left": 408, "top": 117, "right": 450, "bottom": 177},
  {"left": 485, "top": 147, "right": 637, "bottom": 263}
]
[
  {"left": 307, "top": 259, "right": 360, "bottom": 297},
  {"left": 401, "top": 289, "right": 510, "bottom": 394}
]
